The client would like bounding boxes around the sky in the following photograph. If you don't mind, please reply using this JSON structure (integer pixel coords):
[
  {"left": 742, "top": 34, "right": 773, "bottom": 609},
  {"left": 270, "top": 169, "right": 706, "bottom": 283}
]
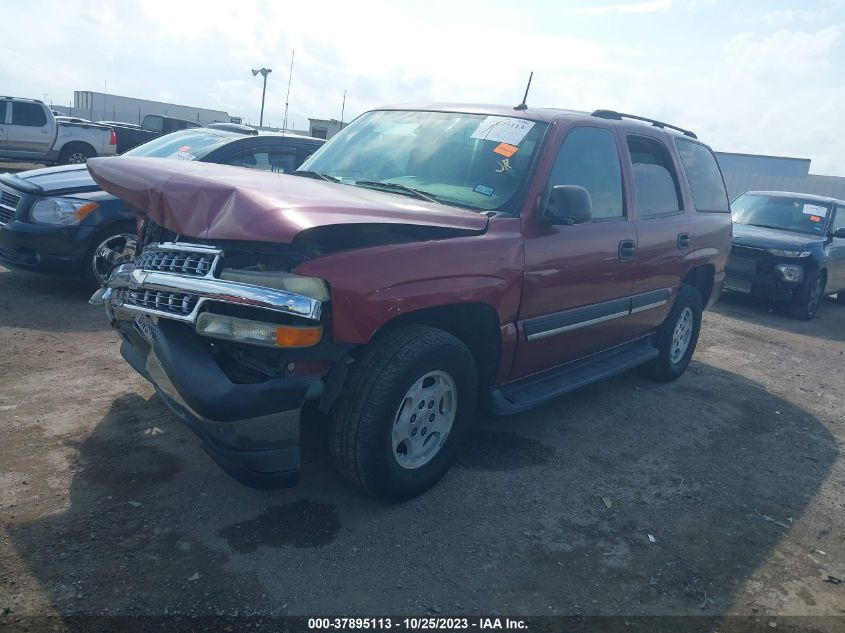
[{"left": 2, "top": 0, "right": 844, "bottom": 175}]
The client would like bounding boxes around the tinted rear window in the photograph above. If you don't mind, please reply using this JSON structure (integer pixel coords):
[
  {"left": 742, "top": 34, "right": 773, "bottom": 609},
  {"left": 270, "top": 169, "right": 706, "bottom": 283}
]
[{"left": 676, "top": 139, "right": 729, "bottom": 212}]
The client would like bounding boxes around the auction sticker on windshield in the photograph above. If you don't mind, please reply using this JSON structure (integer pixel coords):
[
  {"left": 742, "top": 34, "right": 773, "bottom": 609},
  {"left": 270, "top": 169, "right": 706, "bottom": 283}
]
[
  {"left": 166, "top": 150, "right": 197, "bottom": 161},
  {"left": 470, "top": 116, "right": 535, "bottom": 146},
  {"left": 803, "top": 203, "right": 827, "bottom": 216}
]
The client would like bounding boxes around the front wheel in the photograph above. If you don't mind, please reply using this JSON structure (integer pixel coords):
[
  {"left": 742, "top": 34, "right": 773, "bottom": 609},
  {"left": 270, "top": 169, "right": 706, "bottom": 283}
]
[
  {"left": 82, "top": 227, "right": 137, "bottom": 291},
  {"left": 330, "top": 325, "right": 477, "bottom": 502},
  {"left": 788, "top": 271, "right": 824, "bottom": 320},
  {"left": 642, "top": 284, "right": 703, "bottom": 382}
]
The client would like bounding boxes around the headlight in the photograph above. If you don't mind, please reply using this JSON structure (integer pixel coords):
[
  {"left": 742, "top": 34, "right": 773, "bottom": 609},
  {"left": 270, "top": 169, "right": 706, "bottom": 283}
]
[
  {"left": 767, "top": 249, "right": 811, "bottom": 258},
  {"left": 196, "top": 312, "right": 322, "bottom": 348},
  {"left": 219, "top": 269, "right": 330, "bottom": 301},
  {"left": 30, "top": 198, "right": 99, "bottom": 225},
  {"left": 774, "top": 263, "right": 804, "bottom": 283}
]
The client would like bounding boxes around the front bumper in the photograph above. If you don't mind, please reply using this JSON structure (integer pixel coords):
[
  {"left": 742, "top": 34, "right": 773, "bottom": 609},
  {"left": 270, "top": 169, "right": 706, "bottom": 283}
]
[
  {"left": 0, "top": 219, "right": 90, "bottom": 275},
  {"left": 725, "top": 250, "right": 805, "bottom": 303},
  {"left": 118, "top": 318, "right": 308, "bottom": 488},
  {"left": 97, "top": 241, "right": 334, "bottom": 488}
]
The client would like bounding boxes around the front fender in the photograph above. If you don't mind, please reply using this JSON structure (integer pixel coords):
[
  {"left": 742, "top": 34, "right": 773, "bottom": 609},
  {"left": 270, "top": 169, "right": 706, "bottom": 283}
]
[{"left": 295, "top": 219, "right": 524, "bottom": 344}]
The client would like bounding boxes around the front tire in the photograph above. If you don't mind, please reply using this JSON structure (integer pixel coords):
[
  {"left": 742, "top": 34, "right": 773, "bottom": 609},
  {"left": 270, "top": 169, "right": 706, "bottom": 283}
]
[
  {"left": 330, "top": 325, "right": 477, "bottom": 502},
  {"left": 788, "top": 271, "right": 824, "bottom": 321},
  {"left": 82, "top": 225, "right": 137, "bottom": 291},
  {"left": 642, "top": 284, "right": 702, "bottom": 382}
]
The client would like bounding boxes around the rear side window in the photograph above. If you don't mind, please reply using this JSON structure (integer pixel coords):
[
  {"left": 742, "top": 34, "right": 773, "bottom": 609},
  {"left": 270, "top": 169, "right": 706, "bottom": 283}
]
[
  {"left": 675, "top": 139, "right": 729, "bottom": 212},
  {"left": 548, "top": 127, "right": 624, "bottom": 219},
  {"left": 228, "top": 148, "right": 298, "bottom": 173},
  {"left": 627, "top": 135, "right": 682, "bottom": 218},
  {"left": 12, "top": 102, "right": 47, "bottom": 127}
]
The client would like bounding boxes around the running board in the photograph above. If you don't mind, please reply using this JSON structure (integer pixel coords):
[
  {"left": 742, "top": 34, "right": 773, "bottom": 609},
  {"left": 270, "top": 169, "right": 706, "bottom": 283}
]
[{"left": 490, "top": 337, "right": 658, "bottom": 415}]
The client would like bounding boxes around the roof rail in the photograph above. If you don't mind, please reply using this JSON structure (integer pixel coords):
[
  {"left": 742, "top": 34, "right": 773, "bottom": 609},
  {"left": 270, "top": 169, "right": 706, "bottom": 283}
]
[{"left": 591, "top": 109, "right": 697, "bottom": 139}]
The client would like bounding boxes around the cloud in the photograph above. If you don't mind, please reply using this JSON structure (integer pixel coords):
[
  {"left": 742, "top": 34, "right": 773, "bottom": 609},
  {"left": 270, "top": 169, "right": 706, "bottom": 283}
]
[{"left": 565, "top": 0, "right": 673, "bottom": 16}]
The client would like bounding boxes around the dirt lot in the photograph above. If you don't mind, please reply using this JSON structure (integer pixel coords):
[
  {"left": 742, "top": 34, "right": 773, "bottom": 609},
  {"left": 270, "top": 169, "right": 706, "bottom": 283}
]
[{"left": 0, "top": 265, "right": 843, "bottom": 630}]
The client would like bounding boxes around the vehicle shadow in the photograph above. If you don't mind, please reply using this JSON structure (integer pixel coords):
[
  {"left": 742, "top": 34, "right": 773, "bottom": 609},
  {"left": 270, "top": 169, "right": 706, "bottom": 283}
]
[
  {"left": 0, "top": 267, "right": 108, "bottom": 333},
  {"left": 712, "top": 291, "right": 845, "bottom": 344},
  {"left": 3, "top": 362, "right": 838, "bottom": 626}
]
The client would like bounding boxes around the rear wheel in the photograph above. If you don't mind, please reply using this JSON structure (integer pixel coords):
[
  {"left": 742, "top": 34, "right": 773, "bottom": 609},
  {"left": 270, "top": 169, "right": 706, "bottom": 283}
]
[
  {"left": 788, "top": 271, "right": 824, "bottom": 321},
  {"left": 59, "top": 143, "right": 95, "bottom": 165},
  {"left": 82, "top": 226, "right": 137, "bottom": 290},
  {"left": 330, "top": 325, "right": 477, "bottom": 502},
  {"left": 642, "top": 284, "right": 702, "bottom": 382}
]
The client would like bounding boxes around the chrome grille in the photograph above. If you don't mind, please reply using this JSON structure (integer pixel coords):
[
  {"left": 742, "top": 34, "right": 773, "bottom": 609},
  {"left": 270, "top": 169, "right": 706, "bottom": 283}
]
[
  {"left": 112, "top": 288, "right": 198, "bottom": 317},
  {"left": 136, "top": 250, "right": 215, "bottom": 277},
  {"left": 0, "top": 189, "right": 21, "bottom": 226}
]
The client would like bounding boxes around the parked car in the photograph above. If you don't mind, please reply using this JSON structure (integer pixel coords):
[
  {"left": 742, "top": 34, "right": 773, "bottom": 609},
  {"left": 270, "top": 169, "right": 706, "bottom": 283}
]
[
  {"left": 0, "top": 97, "right": 117, "bottom": 165},
  {"left": 0, "top": 127, "right": 324, "bottom": 288},
  {"left": 88, "top": 103, "right": 732, "bottom": 501},
  {"left": 725, "top": 191, "right": 845, "bottom": 319},
  {"left": 106, "top": 115, "right": 201, "bottom": 154}
]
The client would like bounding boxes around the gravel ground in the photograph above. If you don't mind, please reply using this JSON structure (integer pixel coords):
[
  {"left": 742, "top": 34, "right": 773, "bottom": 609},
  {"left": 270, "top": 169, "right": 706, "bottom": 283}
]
[{"left": 0, "top": 265, "right": 843, "bottom": 630}]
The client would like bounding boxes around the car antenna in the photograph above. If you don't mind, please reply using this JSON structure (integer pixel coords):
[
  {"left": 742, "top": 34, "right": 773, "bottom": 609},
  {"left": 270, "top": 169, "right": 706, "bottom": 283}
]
[{"left": 514, "top": 72, "right": 533, "bottom": 111}]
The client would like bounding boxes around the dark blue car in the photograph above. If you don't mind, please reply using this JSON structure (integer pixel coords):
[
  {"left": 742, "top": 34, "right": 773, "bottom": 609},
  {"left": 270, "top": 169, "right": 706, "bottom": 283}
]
[{"left": 0, "top": 127, "right": 324, "bottom": 288}]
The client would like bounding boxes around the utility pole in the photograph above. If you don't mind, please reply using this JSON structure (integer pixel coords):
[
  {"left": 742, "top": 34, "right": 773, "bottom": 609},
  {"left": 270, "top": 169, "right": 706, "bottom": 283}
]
[
  {"left": 251, "top": 68, "right": 272, "bottom": 127},
  {"left": 340, "top": 89, "right": 346, "bottom": 129},
  {"left": 282, "top": 50, "right": 295, "bottom": 131}
]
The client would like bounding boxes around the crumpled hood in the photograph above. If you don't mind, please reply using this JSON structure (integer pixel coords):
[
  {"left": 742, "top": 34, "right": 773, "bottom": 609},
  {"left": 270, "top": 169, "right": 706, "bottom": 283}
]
[
  {"left": 86, "top": 157, "right": 488, "bottom": 243},
  {"left": 732, "top": 223, "right": 823, "bottom": 251}
]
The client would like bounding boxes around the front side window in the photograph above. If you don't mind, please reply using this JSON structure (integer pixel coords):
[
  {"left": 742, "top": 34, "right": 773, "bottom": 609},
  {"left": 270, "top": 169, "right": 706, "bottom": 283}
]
[
  {"left": 547, "top": 126, "right": 624, "bottom": 219},
  {"left": 833, "top": 206, "right": 845, "bottom": 233},
  {"left": 732, "top": 193, "right": 831, "bottom": 236},
  {"left": 628, "top": 135, "right": 682, "bottom": 218},
  {"left": 11, "top": 103, "right": 47, "bottom": 127},
  {"left": 0, "top": 101, "right": 7, "bottom": 123},
  {"left": 301, "top": 109, "right": 548, "bottom": 213},
  {"left": 675, "top": 139, "right": 729, "bottom": 212}
]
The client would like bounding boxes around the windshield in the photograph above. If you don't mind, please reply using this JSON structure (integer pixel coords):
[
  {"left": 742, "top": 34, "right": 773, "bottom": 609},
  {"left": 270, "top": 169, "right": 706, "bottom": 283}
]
[
  {"left": 732, "top": 193, "right": 832, "bottom": 236},
  {"left": 123, "top": 130, "right": 232, "bottom": 161},
  {"left": 300, "top": 109, "right": 548, "bottom": 213}
]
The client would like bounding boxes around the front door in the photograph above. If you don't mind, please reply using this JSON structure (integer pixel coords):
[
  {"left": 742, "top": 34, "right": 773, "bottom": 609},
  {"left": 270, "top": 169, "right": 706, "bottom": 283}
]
[
  {"left": 513, "top": 125, "right": 637, "bottom": 379},
  {"left": 828, "top": 205, "right": 845, "bottom": 293},
  {"left": 7, "top": 102, "right": 52, "bottom": 156}
]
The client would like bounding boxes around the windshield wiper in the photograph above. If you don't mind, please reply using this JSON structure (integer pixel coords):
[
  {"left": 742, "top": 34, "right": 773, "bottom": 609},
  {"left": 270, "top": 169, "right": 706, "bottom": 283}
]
[
  {"left": 353, "top": 180, "right": 441, "bottom": 204},
  {"left": 291, "top": 170, "right": 340, "bottom": 183}
]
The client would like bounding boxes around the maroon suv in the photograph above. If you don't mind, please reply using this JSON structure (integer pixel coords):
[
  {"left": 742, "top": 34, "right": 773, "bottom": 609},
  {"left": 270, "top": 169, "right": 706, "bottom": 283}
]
[{"left": 88, "top": 104, "right": 732, "bottom": 501}]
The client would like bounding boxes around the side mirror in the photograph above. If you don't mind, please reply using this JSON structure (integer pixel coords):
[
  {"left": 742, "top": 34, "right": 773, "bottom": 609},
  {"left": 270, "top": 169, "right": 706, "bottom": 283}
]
[
  {"left": 541, "top": 185, "right": 592, "bottom": 225},
  {"left": 833, "top": 228, "right": 845, "bottom": 239}
]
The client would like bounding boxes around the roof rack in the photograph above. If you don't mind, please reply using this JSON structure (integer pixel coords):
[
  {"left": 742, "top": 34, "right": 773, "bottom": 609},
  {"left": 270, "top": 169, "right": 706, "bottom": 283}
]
[{"left": 591, "top": 109, "right": 697, "bottom": 139}]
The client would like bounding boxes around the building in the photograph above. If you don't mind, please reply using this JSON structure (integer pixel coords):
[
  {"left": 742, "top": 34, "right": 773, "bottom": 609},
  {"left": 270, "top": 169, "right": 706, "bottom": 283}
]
[
  {"left": 308, "top": 118, "right": 344, "bottom": 140},
  {"left": 66, "top": 91, "right": 236, "bottom": 126},
  {"left": 715, "top": 151, "right": 845, "bottom": 200}
]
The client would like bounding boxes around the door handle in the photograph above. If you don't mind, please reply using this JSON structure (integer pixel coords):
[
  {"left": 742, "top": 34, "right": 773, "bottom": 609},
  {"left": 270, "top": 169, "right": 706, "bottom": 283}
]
[
  {"left": 677, "top": 233, "right": 691, "bottom": 249},
  {"left": 618, "top": 239, "right": 636, "bottom": 261}
]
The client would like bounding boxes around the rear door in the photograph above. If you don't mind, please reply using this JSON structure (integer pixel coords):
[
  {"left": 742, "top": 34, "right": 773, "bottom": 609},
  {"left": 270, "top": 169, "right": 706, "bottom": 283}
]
[
  {"left": 7, "top": 102, "right": 53, "bottom": 156},
  {"left": 625, "top": 132, "right": 692, "bottom": 335},
  {"left": 513, "top": 124, "right": 637, "bottom": 379}
]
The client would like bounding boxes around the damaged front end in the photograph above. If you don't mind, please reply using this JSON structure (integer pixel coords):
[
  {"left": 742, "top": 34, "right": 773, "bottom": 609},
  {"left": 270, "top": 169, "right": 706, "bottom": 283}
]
[{"left": 91, "top": 238, "right": 346, "bottom": 488}]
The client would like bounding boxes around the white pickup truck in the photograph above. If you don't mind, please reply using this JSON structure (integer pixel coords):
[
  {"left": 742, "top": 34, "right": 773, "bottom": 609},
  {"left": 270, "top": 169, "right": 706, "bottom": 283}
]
[{"left": 0, "top": 97, "right": 117, "bottom": 165}]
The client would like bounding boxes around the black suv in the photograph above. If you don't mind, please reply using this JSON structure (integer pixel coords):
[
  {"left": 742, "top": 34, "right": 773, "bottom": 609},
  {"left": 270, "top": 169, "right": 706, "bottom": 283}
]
[{"left": 726, "top": 191, "right": 845, "bottom": 319}]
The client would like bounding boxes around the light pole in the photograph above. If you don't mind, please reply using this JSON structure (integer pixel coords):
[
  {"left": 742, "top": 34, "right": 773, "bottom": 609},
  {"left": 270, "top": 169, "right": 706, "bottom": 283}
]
[{"left": 251, "top": 67, "right": 272, "bottom": 127}]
